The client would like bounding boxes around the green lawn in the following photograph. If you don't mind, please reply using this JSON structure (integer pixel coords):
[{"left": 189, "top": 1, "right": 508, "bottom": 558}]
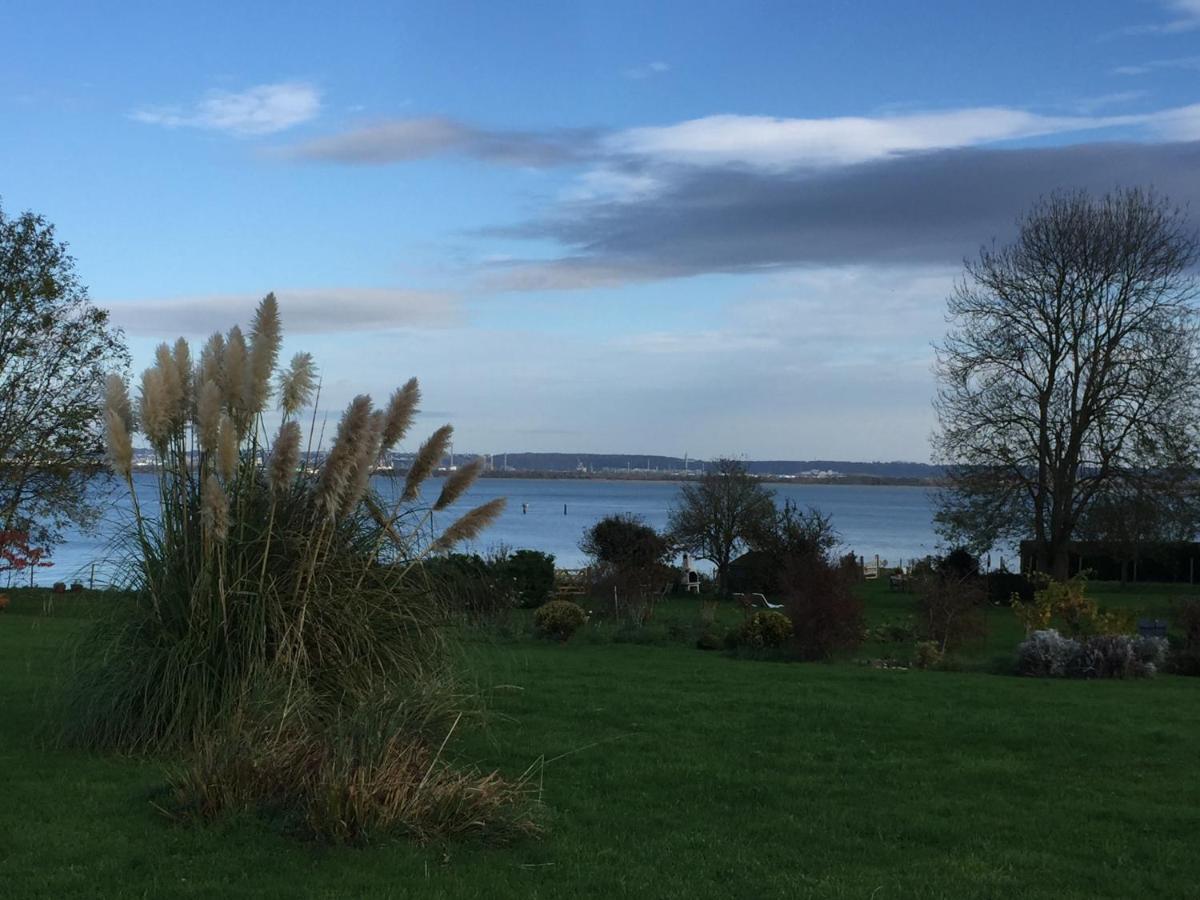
[{"left": 2, "top": 586, "right": 1199, "bottom": 898}]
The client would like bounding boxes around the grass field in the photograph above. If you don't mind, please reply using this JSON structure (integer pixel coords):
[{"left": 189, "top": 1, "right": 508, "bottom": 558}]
[{"left": 2, "top": 583, "right": 1199, "bottom": 898}]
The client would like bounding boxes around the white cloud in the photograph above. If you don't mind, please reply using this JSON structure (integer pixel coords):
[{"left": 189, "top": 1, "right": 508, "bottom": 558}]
[
  {"left": 623, "top": 61, "right": 670, "bottom": 80},
  {"left": 1112, "top": 55, "right": 1200, "bottom": 76},
  {"left": 1124, "top": 0, "right": 1200, "bottom": 34},
  {"left": 106, "top": 287, "right": 460, "bottom": 336},
  {"left": 1150, "top": 103, "right": 1200, "bottom": 140},
  {"left": 606, "top": 107, "right": 1147, "bottom": 169},
  {"left": 132, "top": 82, "right": 321, "bottom": 135}
]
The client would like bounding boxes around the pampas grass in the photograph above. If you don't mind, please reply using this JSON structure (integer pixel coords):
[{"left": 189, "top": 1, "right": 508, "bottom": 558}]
[
  {"left": 434, "top": 458, "right": 484, "bottom": 511},
  {"left": 433, "top": 498, "right": 507, "bottom": 552},
  {"left": 382, "top": 377, "right": 420, "bottom": 451},
  {"left": 66, "top": 293, "right": 530, "bottom": 846},
  {"left": 269, "top": 421, "right": 301, "bottom": 495},
  {"left": 403, "top": 424, "right": 453, "bottom": 502},
  {"left": 278, "top": 352, "right": 316, "bottom": 418}
]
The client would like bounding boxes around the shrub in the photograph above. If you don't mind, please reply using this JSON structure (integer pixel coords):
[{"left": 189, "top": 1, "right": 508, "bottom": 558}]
[
  {"left": 695, "top": 630, "right": 722, "bottom": 651},
  {"left": 937, "top": 546, "right": 980, "bottom": 579},
  {"left": 581, "top": 514, "right": 672, "bottom": 624},
  {"left": 64, "top": 296, "right": 528, "bottom": 844},
  {"left": 1017, "top": 629, "right": 1082, "bottom": 677},
  {"left": 781, "top": 551, "right": 864, "bottom": 660},
  {"left": 1017, "top": 629, "right": 1166, "bottom": 679},
  {"left": 426, "top": 553, "right": 515, "bottom": 625},
  {"left": 915, "top": 572, "right": 987, "bottom": 651},
  {"left": 1170, "top": 599, "right": 1200, "bottom": 675},
  {"left": 986, "top": 571, "right": 1035, "bottom": 606},
  {"left": 502, "top": 549, "right": 556, "bottom": 608},
  {"left": 533, "top": 600, "right": 587, "bottom": 642},
  {"left": 1012, "top": 574, "right": 1133, "bottom": 637},
  {"left": 736, "top": 611, "right": 793, "bottom": 649},
  {"left": 913, "top": 640, "right": 944, "bottom": 670}
]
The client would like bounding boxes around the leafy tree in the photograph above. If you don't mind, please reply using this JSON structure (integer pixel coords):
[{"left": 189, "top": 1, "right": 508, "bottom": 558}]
[
  {"left": 580, "top": 513, "right": 672, "bottom": 622},
  {"left": 933, "top": 189, "right": 1200, "bottom": 579},
  {"left": 580, "top": 513, "right": 671, "bottom": 572},
  {"left": 0, "top": 204, "right": 128, "bottom": 550},
  {"left": 667, "top": 458, "right": 776, "bottom": 596}
]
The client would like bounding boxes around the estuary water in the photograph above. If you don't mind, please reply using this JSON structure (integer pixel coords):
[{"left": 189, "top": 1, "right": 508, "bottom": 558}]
[{"left": 31, "top": 475, "right": 953, "bottom": 587}]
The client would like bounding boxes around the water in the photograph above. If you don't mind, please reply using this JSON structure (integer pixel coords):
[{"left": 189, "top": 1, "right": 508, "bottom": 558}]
[{"left": 34, "top": 475, "right": 950, "bottom": 587}]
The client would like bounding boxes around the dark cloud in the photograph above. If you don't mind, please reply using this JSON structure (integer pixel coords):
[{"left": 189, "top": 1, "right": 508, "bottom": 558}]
[
  {"left": 486, "top": 140, "right": 1200, "bottom": 287},
  {"left": 290, "top": 116, "right": 599, "bottom": 167}
]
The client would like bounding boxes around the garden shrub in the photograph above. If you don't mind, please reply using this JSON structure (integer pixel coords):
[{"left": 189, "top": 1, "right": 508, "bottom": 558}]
[
  {"left": 1017, "top": 629, "right": 1082, "bottom": 677},
  {"left": 937, "top": 546, "right": 980, "bottom": 579},
  {"left": 1169, "top": 599, "right": 1200, "bottom": 675},
  {"left": 502, "top": 549, "right": 556, "bottom": 608},
  {"left": 1017, "top": 629, "right": 1166, "bottom": 678},
  {"left": 781, "top": 550, "right": 864, "bottom": 660},
  {"left": 915, "top": 572, "right": 987, "bottom": 651},
  {"left": 1012, "top": 574, "right": 1133, "bottom": 637},
  {"left": 913, "top": 640, "right": 943, "bottom": 670},
  {"left": 695, "top": 630, "right": 722, "bottom": 651},
  {"left": 986, "top": 571, "right": 1035, "bottom": 606},
  {"left": 426, "top": 553, "right": 515, "bottom": 626},
  {"left": 736, "top": 610, "right": 793, "bottom": 649},
  {"left": 533, "top": 600, "right": 587, "bottom": 642}
]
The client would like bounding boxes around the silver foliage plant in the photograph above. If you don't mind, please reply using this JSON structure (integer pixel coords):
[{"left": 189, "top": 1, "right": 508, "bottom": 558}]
[{"left": 1017, "top": 629, "right": 1168, "bottom": 679}]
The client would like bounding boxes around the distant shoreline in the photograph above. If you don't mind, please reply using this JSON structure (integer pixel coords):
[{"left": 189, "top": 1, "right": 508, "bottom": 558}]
[
  {"left": 475, "top": 470, "right": 941, "bottom": 487},
  {"left": 120, "top": 464, "right": 940, "bottom": 488}
]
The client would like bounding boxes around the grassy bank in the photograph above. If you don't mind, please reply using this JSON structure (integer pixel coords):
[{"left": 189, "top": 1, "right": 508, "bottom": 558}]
[{"left": 2, "top": 587, "right": 1199, "bottom": 898}]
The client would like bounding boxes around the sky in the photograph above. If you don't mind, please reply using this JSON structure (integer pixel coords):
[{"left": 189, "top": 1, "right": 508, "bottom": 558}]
[{"left": 3, "top": 0, "right": 1199, "bottom": 462}]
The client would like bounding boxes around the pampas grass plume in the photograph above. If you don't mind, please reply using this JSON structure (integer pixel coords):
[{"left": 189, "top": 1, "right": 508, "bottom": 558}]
[
  {"left": 269, "top": 421, "right": 302, "bottom": 496},
  {"left": 172, "top": 337, "right": 193, "bottom": 415},
  {"left": 381, "top": 378, "right": 420, "bottom": 451},
  {"left": 196, "top": 380, "right": 222, "bottom": 454},
  {"left": 139, "top": 366, "right": 171, "bottom": 449},
  {"left": 154, "top": 343, "right": 184, "bottom": 427},
  {"left": 202, "top": 473, "right": 230, "bottom": 543},
  {"left": 403, "top": 424, "right": 452, "bottom": 502},
  {"left": 104, "top": 409, "right": 133, "bottom": 478},
  {"left": 105, "top": 373, "right": 134, "bottom": 432},
  {"left": 246, "top": 293, "right": 281, "bottom": 415},
  {"left": 433, "top": 458, "right": 483, "bottom": 511},
  {"left": 339, "top": 410, "right": 385, "bottom": 517},
  {"left": 432, "top": 498, "right": 506, "bottom": 552},
  {"left": 278, "top": 352, "right": 317, "bottom": 418},
  {"left": 217, "top": 413, "right": 238, "bottom": 481},
  {"left": 199, "top": 332, "right": 225, "bottom": 391},
  {"left": 317, "top": 395, "right": 374, "bottom": 519},
  {"left": 222, "top": 326, "right": 247, "bottom": 415}
]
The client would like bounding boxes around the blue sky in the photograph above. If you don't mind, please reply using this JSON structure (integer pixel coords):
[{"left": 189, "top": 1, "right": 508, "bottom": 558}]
[{"left": 3, "top": 0, "right": 1199, "bottom": 460}]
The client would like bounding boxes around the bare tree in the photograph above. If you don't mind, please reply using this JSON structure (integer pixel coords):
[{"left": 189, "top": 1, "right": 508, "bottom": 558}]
[
  {"left": 667, "top": 457, "right": 776, "bottom": 596},
  {"left": 934, "top": 188, "right": 1200, "bottom": 579},
  {"left": 0, "top": 205, "right": 128, "bottom": 551}
]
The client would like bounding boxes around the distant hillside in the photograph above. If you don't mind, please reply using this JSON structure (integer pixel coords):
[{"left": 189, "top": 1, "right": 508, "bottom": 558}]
[{"left": 481, "top": 452, "right": 942, "bottom": 480}]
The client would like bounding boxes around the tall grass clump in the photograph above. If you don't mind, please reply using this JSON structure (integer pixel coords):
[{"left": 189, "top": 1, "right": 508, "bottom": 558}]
[{"left": 64, "top": 294, "right": 536, "bottom": 843}]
